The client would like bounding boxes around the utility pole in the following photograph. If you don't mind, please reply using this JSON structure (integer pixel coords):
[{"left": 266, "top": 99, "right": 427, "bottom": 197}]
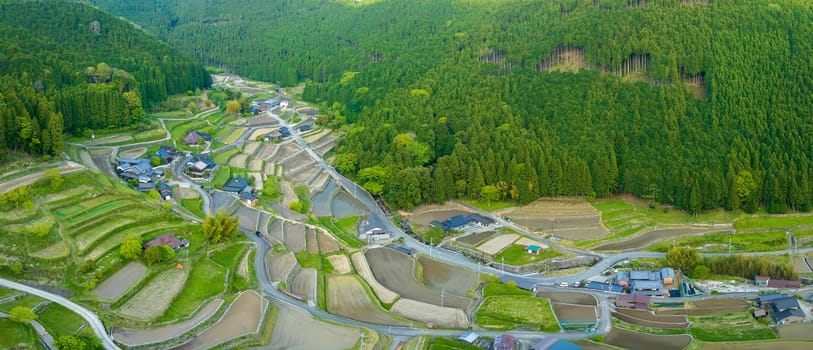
[
  {"left": 430, "top": 237, "right": 433, "bottom": 257},
  {"left": 441, "top": 288, "right": 445, "bottom": 308}
]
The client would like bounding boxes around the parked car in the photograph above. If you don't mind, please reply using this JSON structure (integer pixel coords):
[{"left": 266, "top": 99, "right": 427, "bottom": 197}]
[{"left": 558, "top": 282, "right": 569, "bottom": 288}]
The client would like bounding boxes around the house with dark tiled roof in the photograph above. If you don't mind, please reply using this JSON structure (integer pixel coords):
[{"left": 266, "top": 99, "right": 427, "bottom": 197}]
[
  {"left": 143, "top": 233, "right": 189, "bottom": 251},
  {"left": 430, "top": 214, "right": 496, "bottom": 232},
  {"left": 224, "top": 176, "right": 249, "bottom": 193},
  {"left": 240, "top": 190, "right": 258, "bottom": 206},
  {"left": 183, "top": 131, "right": 212, "bottom": 145},
  {"left": 155, "top": 146, "right": 179, "bottom": 163},
  {"left": 493, "top": 334, "right": 516, "bottom": 350},
  {"left": 615, "top": 293, "right": 652, "bottom": 309},
  {"left": 771, "top": 296, "right": 805, "bottom": 324},
  {"left": 158, "top": 183, "right": 172, "bottom": 200}
]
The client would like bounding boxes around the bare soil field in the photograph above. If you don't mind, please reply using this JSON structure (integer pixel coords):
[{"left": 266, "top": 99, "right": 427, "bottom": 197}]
[
  {"left": 291, "top": 268, "right": 316, "bottom": 301},
  {"left": 604, "top": 327, "right": 692, "bottom": 350},
  {"left": 553, "top": 303, "right": 596, "bottom": 321},
  {"left": 703, "top": 341, "right": 813, "bottom": 350},
  {"left": 328, "top": 255, "right": 351, "bottom": 274},
  {"left": 237, "top": 249, "right": 251, "bottom": 279},
  {"left": 113, "top": 299, "right": 223, "bottom": 346},
  {"left": 284, "top": 222, "right": 306, "bottom": 252},
  {"left": 778, "top": 323, "right": 813, "bottom": 339},
  {"left": 175, "top": 188, "right": 200, "bottom": 200},
  {"left": 255, "top": 143, "right": 279, "bottom": 161},
  {"left": 244, "top": 141, "right": 261, "bottom": 155},
  {"left": 792, "top": 255, "right": 813, "bottom": 273},
  {"left": 274, "top": 142, "right": 303, "bottom": 162},
  {"left": 264, "top": 300, "right": 358, "bottom": 350},
  {"left": 249, "top": 128, "right": 277, "bottom": 141},
  {"left": 306, "top": 228, "right": 319, "bottom": 254},
  {"left": 318, "top": 231, "right": 340, "bottom": 253},
  {"left": 499, "top": 199, "right": 609, "bottom": 239},
  {"left": 177, "top": 291, "right": 267, "bottom": 350},
  {"left": 303, "top": 129, "right": 330, "bottom": 143},
  {"left": 250, "top": 172, "right": 263, "bottom": 192},
  {"left": 656, "top": 299, "right": 749, "bottom": 316},
  {"left": 309, "top": 173, "right": 330, "bottom": 193},
  {"left": 267, "top": 220, "right": 283, "bottom": 242},
  {"left": 616, "top": 309, "right": 688, "bottom": 323},
  {"left": 536, "top": 291, "right": 597, "bottom": 306},
  {"left": 228, "top": 154, "right": 248, "bottom": 167},
  {"left": 119, "top": 147, "right": 147, "bottom": 159},
  {"left": 417, "top": 255, "right": 477, "bottom": 296},
  {"left": 289, "top": 164, "right": 320, "bottom": 184},
  {"left": 280, "top": 181, "right": 297, "bottom": 206},
  {"left": 391, "top": 299, "right": 469, "bottom": 329},
  {"left": 248, "top": 159, "right": 264, "bottom": 172},
  {"left": 515, "top": 237, "right": 548, "bottom": 248},
  {"left": 119, "top": 268, "right": 188, "bottom": 321},
  {"left": 477, "top": 234, "right": 519, "bottom": 255},
  {"left": 266, "top": 252, "right": 296, "bottom": 281},
  {"left": 613, "top": 310, "right": 689, "bottom": 329},
  {"left": 94, "top": 262, "right": 147, "bottom": 301},
  {"left": 411, "top": 208, "right": 473, "bottom": 227},
  {"left": 351, "top": 251, "right": 399, "bottom": 304},
  {"left": 365, "top": 248, "right": 471, "bottom": 309},
  {"left": 327, "top": 275, "right": 408, "bottom": 326},
  {"left": 458, "top": 230, "right": 499, "bottom": 246},
  {"left": 282, "top": 154, "right": 313, "bottom": 174},
  {"left": 264, "top": 162, "right": 276, "bottom": 177},
  {"left": 593, "top": 227, "right": 725, "bottom": 251}
]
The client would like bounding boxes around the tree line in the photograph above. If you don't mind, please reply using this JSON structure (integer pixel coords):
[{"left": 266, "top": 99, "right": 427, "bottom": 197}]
[
  {"left": 0, "top": 0, "right": 211, "bottom": 161},
  {"left": 93, "top": 0, "right": 813, "bottom": 213}
]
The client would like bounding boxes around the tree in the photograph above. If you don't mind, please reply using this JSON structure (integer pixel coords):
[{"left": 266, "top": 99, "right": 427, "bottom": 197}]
[
  {"left": 150, "top": 156, "right": 161, "bottom": 167},
  {"left": 226, "top": 99, "right": 241, "bottom": 115},
  {"left": 10, "top": 261, "right": 23, "bottom": 274},
  {"left": 480, "top": 185, "right": 500, "bottom": 206},
  {"left": 55, "top": 335, "right": 87, "bottom": 350},
  {"left": 666, "top": 246, "right": 700, "bottom": 275},
  {"left": 45, "top": 169, "right": 63, "bottom": 191},
  {"left": 9, "top": 306, "right": 37, "bottom": 324},
  {"left": 144, "top": 245, "right": 163, "bottom": 265},
  {"left": 30, "top": 221, "right": 52, "bottom": 238},
  {"left": 119, "top": 236, "right": 142, "bottom": 260},
  {"left": 202, "top": 210, "right": 239, "bottom": 243}
]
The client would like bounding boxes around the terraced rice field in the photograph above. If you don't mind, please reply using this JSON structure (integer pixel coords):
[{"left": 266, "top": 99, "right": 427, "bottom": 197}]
[
  {"left": 267, "top": 220, "right": 283, "bottom": 242},
  {"left": 553, "top": 303, "right": 596, "bottom": 322},
  {"left": 328, "top": 255, "right": 351, "bottom": 274},
  {"left": 613, "top": 309, "right": 689, "bottom": 329},
  {"left": 177, "top": 291, "right": 266, "bottom": 350},
  {"left": 266, "top": 252, "right": 296, "bottom": 281},
  {"left": 391, "top": 299, "right": 469, "bottom": 329},
  {"left": 30, "top": 242, "right": 69, "bottom": 259},
  {"left": 365, "top": 248, "right": 471, "bottom": 309},
  {"left": 500, "top": 199, "right": 609, "bottom": 239},
  {"left": 119, "top": 268, "right": 189, "bottom": 321},
  {"left": 93, "top": 262, "right": 148, "bottom": 301},
  {"left": 284, "top": 222, "right": 306, "bottom": 252},
  {"left": 267, "top": 301, "right": 358, "bottom": 350},
  {"left": 604, "top": 327, "right": 692, "bottom": 350},
  {"left": 351, "top": 251, "right": 399, "bottom": 304},
  {"left": 417, "top": 255, "right": 477, "bottom": 296},
  {"left": 317, "top": 232, "right": 340, "bottom": 253},
  {"left": 291, "top": 268, "right": 316, "bottom": 301},
  {"left": 656, "top": 299, "right": 749, "bottom": 316},
  {"left": 305, "top": 228, "right": 319, "bottom": 254},
  {"left": 536, "top": 291, "right": 597, "bottom": 306},
  {"left": 592, "top": 227, "right": 725, "bottom": 251},
  {"left": 458, "top": 230, "right": 499, "bottom": 246},
  {"left": 703, "top": 341, "right": 813, "bottom": 350},
  {"left": 327, "top": 275, "right": 408, "bottom": 326}
]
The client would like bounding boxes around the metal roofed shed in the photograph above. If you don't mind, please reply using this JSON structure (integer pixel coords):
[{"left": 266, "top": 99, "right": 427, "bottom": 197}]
[{"left": 458, "top": 332, "right": 479, "bottom": 344}]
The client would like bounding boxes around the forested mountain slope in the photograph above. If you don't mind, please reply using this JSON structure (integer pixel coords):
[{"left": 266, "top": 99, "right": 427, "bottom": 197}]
[
  {"left": 92, "top": 0, "right": 813, "bottom": 214},
  {"left": 0, "top": 0, "right": 210, "bottom": 160}
]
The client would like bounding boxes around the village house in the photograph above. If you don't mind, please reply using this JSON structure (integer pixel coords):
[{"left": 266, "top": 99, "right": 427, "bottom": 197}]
[
  {"left": 116, "top": 158, "right": 157, "bottom": 191},
  {"left": 157, "top": 183, "right": 172, "bottom": 200},
  {"left": 182, "top": 130, "right": 212, "bottom": 145},
  {"left": 224, "top": 175, "right": 249, "bottom": 193},
  {"left": 770, "top": 296, "right": 805, "bottom": 324},
  {"left": 186, "top": 155, "right": 217, "bottom": 178},
  {"left": 239, "top": 190, "right": 258, "bottom": 206},
  {"left": 493, "top": 334, "right": 516, "bottom": 350},
  {"left": 154, "top": 145, "right": 179, "bottom": 163},
  {"left": 280, "top": 100, "right": 289, "bottom": 109},
  {"left": 430, "top": 214, "right": 495, "bottom": 232},
  {"left": 615, "top": 293, "right": 652, "bottom": 309},
  {"left": 615, "top": 269, "right": 670, "bottom": 296},
  {"left": 143, "top": 233, "right": 189, "bottom": 251}
]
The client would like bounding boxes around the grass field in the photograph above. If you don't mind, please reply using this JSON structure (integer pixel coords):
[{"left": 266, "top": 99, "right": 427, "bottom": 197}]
[
  {"left": 689, "top": 313, "right": 776, "bottom": 342},
  {"left": 181, "top": 197, "right": 205, "bottom": 218},
  {"left": 461, "top": 199, "right": 516, "bottom": 212},
  {"left": 316, "top": 216, "right": 363, "bottom": 248},
  {"left": 211, "top": 244, "right": 250, "bottom": 269},
  {"left": 475, "top": 296, "right": 559, "bottom": 332},
  {"left": 427, "top": 337, "right": 483, "bottom": 350},
  {"left": 0, "top": 295, "right": 45, "bottom": 313},
  {"left": 495, "top": 245, "right": 562, "bottom": 265},
  {"left": 735, "top": 215, "right": 813, "bottom": 231},
  {"left": 38, "top": 304, "right": 87, "bottom": 338},
  {"left": 213, "top": 147, "right": 240, "bottom": 165},
  {"left": 158, "top": 259, "right": 227, "bottom": 322},
  {"left": 482, "top": 282, "right": 532, "bottom": 297},
  {"left": 647, "top": 231, "right": 787, "bottom": 253},
  {"left": 594, "top": 200, "right": 733, "bottom": 237},
  {"left": 0, "top": 318, "right": 38, "bottom": 350}
]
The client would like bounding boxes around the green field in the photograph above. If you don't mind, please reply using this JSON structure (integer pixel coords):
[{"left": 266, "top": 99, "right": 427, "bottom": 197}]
[
  {"left": 647, "top": 231, "right": 787, "bottom": 253},
  {"left": 427, "top": 337, "right": 483, "bottom": 350},
  {"left": 212, "top": 148, "right": 240, "bottom": 165},
  {"left": 482, "top": 282, "right": 532, "bottom": 297},
  {"left": 38, "top": 304, "right": 87, "bottom": 338},
  {"left": 689, "top": 313, "right": 777, "bottom": 342},
  {"left": 0, "top": 319, "right": 38, "bottom": 350},
  {"left": 158, "top": 258, "right": 227, "bottom": 322},
  {"left": 210, "top": 243, "right": 249, "bottom": 269},
  {"left": 735, "top": 215, "right": 813, "bottom": 231},
  {"left": 181, "top": 197, "right": 206, "bottom": 218},
  {"left": 315, "top": 216, "right": 363, "bottom": 248},
  {"left": 475, "top": 296, "right": 559, "bottom": 332},
  {"left": 55, "top": 204, "right": 84, "bottom": 217},
  {"left": 494, "top": 244, "right": 562, "bottom": 265},
  {"left": 594, "top": 200, "right": 733, "bottom": 233}
]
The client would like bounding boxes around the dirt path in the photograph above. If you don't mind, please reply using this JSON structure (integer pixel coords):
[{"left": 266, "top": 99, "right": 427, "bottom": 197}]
[
  {"left": 262, "top": 300, "right": 358, "bottom": 350},
  {"left": 177, "top": 291, "right": 267, "bottom": 350},
  {"left": 93, "top": 262, "right": 147, "bottom": 301},
  {"left": 237, "top": 249, "right": 251, "bottom": 279},
  {"left": 113, "top": 299, "right": 223, "bottom": 346},
  {"left": 0, "top": 162, "right": 84, "bottom": 193}
]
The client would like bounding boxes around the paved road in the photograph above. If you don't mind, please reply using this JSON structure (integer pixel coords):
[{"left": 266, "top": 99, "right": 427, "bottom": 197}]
[{"left": 0, "top": 279, "right": 120, "bottom": 350}]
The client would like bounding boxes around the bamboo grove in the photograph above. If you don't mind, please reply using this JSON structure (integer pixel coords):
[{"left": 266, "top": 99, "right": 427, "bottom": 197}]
[
  {"left": 0, "top": 0, "right": 211, "bottom": 160},
  {"left": 91, "top": 0, "right": 813, "bottom": 213}
]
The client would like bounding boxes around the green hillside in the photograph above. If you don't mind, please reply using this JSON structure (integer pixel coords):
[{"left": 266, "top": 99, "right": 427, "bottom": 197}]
[
  {"left": 92, "top": 0, "right": 813, "bottom": 213},
  {"left": 0, "top": 0, "right": 211, "bottom": 160}
]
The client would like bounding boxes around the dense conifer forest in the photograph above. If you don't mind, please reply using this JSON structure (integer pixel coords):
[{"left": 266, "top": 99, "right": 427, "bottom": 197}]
[
  {"left": 91, "top": 0, "right": 813, "bottom": 213},
  {"left": 0, "top": 0, "right": 210, "bottom": 160}
]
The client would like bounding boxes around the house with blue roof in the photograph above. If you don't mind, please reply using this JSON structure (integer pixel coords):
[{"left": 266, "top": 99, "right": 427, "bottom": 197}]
[
  {"left": 117, "top": 158, "right": 157, "bottom": 191},
  {"left": 155, "top": 145, "right": 179, "bottom": 163},
  {"left": 224, "top": 175, "right": 249, "bottom": 193},
  {"left": 585, "top": 281, "right": 624, "bottom": 293},
  {"left": 430, "top": 214, "right": 496, "bottom": 232},
  {"left": 771, "top": 296, "right": 805, "bottom": 324}
]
